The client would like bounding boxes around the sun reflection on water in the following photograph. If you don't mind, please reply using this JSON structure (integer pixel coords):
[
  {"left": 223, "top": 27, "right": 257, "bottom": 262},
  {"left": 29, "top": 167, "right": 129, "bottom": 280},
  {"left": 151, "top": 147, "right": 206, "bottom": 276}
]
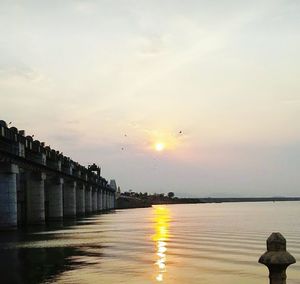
[{"left": 152, "top": 206, "right": 170, "bottom": 282}]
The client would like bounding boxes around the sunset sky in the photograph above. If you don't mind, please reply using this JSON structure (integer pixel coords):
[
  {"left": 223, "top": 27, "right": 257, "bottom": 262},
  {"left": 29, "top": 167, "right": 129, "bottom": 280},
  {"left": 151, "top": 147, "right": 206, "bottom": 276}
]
[{"left": 1, "top": 0, "right": 299, "bottom": 197}]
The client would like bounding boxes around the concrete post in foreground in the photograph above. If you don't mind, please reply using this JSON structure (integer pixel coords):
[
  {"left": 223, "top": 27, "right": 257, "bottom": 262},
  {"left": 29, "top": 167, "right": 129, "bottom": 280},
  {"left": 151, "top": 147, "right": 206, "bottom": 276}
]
[
  {"left": 63, "top": 180, "right": 76, "bottom": 218},
  {"left": 259, "top": 232, "right": 296, "bottom": 284},
  {"left": 0, "top": 163, "right": 19, "bottom": 229}
]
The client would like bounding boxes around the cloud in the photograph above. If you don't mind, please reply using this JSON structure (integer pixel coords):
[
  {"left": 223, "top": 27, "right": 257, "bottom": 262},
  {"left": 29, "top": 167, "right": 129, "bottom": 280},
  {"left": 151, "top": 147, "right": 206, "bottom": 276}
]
[
  {"left": 138, "top": 34, "right": 167, "bottom": 56},
  {"left": 73, "top": 1, "right": 96, "bottom": 15},
  {"left": 51, "top": 132, "right": 82, "bottom": 144},
  {"left": 0, "top": 65, "right": 43, "bottom": 82},
  {"left": 0, "top": 0, "right": 300, "bottom": 196}
]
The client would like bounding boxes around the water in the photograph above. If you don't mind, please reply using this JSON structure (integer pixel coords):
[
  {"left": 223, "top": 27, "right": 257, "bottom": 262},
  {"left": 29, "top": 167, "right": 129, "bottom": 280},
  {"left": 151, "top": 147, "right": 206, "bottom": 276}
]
[{"left": 0, "top": 202, "right": 299, "bottom": 284}]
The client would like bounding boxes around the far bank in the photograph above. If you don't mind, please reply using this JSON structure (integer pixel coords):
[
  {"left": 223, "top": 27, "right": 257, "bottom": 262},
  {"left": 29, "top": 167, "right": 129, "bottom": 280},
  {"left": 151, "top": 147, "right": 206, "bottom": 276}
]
[{"left": 116, "top": 195, "right": 300, "bottom": 209}]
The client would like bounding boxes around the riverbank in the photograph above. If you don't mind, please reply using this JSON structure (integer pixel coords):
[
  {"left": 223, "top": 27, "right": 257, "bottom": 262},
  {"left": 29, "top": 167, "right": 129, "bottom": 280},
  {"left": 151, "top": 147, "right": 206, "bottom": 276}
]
[
  {"left": 116, "top": 196, "right": 152, "bottom": 209},
  {"left": 116, "top": 196, "right": 300, "bottom": 209}
]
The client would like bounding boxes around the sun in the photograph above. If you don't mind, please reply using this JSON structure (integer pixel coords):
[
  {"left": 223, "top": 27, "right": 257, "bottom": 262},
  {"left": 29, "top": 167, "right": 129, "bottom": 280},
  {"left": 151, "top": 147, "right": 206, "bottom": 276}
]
[{"left": 155, "top": 143, "right": 165, "bottom": 152}]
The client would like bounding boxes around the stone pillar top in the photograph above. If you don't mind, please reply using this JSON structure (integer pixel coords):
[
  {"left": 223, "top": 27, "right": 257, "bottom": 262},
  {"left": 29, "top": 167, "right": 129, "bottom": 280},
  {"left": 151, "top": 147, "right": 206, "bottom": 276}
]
[
  {"left": 267, "top": 233, "right": 286, "bottom": 252},
  {"left": 65, "top": 179, "right": 76, "bottom": 186},
  {"left": 30, "top": 171, "right": 47, "bottom": 181},
  {"left": 259, "top": 233, "right": 296, "bottom": 266},
  {"left": 109, "top": 179, "right": 117, "bottom": 190},
  {"left": 0, "top": 162, "right": 19, "bottom": 174},
  {"left": 50, "top": 177, "right": 64, "bottom": 185}
]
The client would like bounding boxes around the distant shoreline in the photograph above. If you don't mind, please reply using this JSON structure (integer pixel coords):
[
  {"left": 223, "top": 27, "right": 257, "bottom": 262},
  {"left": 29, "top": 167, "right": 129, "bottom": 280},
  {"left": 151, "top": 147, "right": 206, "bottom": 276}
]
[{"left": 116, "top": 196, "right": 300, "bottom": 209}]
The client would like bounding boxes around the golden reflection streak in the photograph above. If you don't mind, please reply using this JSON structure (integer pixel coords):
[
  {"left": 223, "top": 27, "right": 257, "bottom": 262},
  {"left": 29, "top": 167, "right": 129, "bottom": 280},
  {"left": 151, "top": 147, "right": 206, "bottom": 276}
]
[{"left": 152, "top": 206, "right": 170, "bottom": 282}]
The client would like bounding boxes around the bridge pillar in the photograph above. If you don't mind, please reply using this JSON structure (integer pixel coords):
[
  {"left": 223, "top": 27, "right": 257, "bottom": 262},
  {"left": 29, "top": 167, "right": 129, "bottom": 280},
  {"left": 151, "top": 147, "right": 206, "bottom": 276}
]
[
  {"left": 110, "top": 193, "right": 113, "bottom": 209},
  {"left": 106, "top": 192, "right": 109, "bottom": 209},
  {"left": 107, "top": 192, "right": 111, "bottom": 209},
  {"left": 63, "top": 180, "right": 76, "bottom": 218},
  {"left": 97, "top": 189, "right": 102, "bottom": 211},
  {"left": 111, "top": 193, "right": 114, "bottom": 209},
  {"left": 111, "top": 192, "right": 114, "bottom": 209},
  {"left": 102, "top": 190, "right": 106, "bottom": 210},
  {"left": 107, "top": 191, "right": 110, "bottom": 209},
  {"left": 26, "top": 172, "right": 46, "bottom": 225},
  {"left": 113, "top": 193, "right": 116, "bottom": 209},
  {"left": 47, "top": 177, "right": 63, "bottom": 220},
  {"left": 0, "top": 163, "right": 19, "bottom": 230},
  {"left": 110, "top": 192, "right": 113, "bottom": 209},
  {"left": 92, "top": 188, "right": 97, "bottom": 212},
  {"left": 76, "top": 184, "right": 85, "bottom": 216},
  {"left": 85, "top": 186, "right": 92, "bottom": 213},
  {"left": 106, "top": 191, "right": 109, "bottom": 210}
]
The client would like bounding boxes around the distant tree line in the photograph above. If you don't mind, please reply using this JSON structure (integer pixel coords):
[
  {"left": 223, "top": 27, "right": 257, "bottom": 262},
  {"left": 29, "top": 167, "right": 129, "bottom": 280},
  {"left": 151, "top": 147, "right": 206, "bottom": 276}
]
[
  {"left": 117, "top": 191, "right": 300, "bottom": 208},
  {"left": 120, "top": 190, "right": 176, "bottom": 204}
]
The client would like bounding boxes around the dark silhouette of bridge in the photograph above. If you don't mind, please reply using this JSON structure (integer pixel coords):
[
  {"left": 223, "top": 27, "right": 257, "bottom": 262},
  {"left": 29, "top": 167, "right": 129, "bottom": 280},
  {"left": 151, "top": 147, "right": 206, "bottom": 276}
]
[{"left": 0, "top": 120, "right": 116, "bottom": 229}]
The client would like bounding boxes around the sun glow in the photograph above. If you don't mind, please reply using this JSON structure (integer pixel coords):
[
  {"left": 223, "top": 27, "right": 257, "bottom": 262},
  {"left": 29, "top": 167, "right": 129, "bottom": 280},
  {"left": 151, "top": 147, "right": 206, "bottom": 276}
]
[
  {"left": 155, "top": 143, "right": 165, "bottom": 152},
  {"left": 147, "top": 129, "right": 184, "bottom": 154}
]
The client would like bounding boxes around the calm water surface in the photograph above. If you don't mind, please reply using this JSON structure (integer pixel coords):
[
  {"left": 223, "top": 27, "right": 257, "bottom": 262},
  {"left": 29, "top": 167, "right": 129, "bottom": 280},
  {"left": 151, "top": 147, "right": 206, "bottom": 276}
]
[{"left": 0, "top": 202, "right": 299, "bottom": 284}]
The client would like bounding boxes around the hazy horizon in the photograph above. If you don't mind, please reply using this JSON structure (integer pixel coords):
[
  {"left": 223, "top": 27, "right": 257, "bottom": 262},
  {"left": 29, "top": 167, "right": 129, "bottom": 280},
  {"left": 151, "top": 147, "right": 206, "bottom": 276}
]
[{"left": 1, "top": 0, "right": 300, "bottom": 197}]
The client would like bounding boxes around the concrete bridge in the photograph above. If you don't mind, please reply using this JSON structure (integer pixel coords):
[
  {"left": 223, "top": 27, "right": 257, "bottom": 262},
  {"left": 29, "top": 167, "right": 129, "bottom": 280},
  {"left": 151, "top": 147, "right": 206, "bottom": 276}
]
[{"left": 0, "top": 120, "right": 116, "bottom": 230}]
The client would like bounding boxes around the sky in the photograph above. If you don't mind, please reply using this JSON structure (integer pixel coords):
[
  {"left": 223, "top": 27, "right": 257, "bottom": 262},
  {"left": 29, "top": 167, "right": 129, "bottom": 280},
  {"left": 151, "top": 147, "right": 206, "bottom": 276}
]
[{"left": 1, "top": 0, "right": 300, "bottom": 197}]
